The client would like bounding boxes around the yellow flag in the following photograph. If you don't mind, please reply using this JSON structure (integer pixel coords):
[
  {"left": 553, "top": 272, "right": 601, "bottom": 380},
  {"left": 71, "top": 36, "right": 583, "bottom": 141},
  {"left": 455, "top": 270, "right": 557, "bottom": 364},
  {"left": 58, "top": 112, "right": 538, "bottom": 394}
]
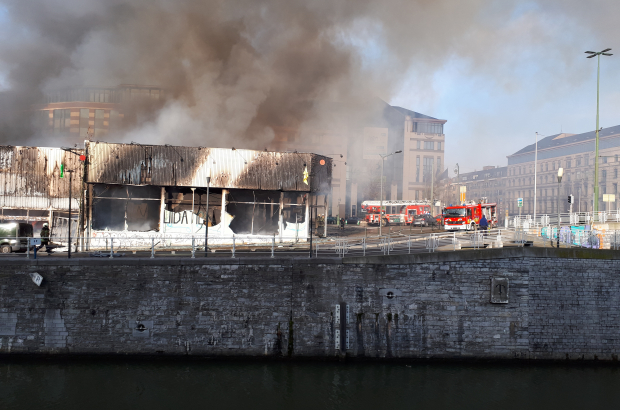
[{"left": 303, "top": 166, "right": 309, "bottom": 185}]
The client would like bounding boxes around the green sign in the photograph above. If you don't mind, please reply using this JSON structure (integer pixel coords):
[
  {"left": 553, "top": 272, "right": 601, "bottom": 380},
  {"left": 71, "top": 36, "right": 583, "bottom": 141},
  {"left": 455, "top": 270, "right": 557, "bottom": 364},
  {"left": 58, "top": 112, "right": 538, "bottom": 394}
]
[
  {"left": 517, "top": 198, "right": 523, "bottom": 207},
  {"left": 60, "top": 163, "right": 65, "bottom": 178}
]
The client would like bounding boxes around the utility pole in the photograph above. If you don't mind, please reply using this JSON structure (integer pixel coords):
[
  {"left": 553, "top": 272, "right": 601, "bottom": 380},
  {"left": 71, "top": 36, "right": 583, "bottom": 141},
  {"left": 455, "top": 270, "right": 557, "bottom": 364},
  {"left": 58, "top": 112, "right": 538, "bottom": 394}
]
[
  {"left": 585, "top": 48, "right": 613, "bottom": 213},
  {"left": 454, "top": 163, "right": 460, "bottom": 204},
  {"left": 534, "top": 132, "right": 540, "bottom": 223},
  {"left": 204, "top": 168, "right": 211, "bottom": 257},
  {"left": 557, "top": 168, "right": 564, "bottom": 248},
  {"left": 67, "top": 170, "right": 74, "bottom": 259},
  {"left": 431, "top": 158, "right": 435, "bottom": 215}
]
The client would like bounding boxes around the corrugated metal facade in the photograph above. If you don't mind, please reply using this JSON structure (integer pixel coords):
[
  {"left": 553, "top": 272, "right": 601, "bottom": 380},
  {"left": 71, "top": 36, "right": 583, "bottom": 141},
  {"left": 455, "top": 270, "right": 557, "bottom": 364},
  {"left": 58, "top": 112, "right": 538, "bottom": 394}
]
[
  {"left": 0, "top": 146, "right": 82, "bottom": 210},
  {"left": 86, "top": 142, "right": 332, "bottom": 193}
]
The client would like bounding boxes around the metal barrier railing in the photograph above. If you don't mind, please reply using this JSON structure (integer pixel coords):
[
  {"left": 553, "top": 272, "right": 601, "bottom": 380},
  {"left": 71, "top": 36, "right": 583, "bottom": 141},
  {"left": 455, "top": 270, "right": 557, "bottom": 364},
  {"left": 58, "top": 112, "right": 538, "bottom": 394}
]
[
  {"left": 6, "top": 224, "right": 620, "bottom": 260},
  {"left": 511, "top": 209, "right": 620, "bottom": 228}
]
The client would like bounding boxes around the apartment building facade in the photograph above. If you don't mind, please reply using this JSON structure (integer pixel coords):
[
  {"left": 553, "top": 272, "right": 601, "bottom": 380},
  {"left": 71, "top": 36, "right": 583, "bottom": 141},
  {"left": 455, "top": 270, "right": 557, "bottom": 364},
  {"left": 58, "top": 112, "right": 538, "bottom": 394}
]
[
  {"left": 265, "top": 101, "right": 447, "bottom": 218},
  {"left": 33, "top": 84, "right": 164, "bottom": 139},
  {"left": 506, "top": 125, "right": 620, "bottom": 216}
]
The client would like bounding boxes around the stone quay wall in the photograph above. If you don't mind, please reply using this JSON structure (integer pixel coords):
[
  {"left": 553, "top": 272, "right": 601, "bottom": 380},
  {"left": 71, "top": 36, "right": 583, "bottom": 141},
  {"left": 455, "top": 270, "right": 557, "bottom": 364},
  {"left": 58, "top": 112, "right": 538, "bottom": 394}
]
[{"left": 1, "top": 247, "right": 620, "bottom": 361}]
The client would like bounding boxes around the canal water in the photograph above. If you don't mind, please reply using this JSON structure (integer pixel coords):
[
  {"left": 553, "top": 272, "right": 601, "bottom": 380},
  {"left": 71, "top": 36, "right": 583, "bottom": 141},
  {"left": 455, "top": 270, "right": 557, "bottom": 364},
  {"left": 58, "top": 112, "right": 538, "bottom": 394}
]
[{"left": 1, "top": 359, "right": 620, "bottom": 409}]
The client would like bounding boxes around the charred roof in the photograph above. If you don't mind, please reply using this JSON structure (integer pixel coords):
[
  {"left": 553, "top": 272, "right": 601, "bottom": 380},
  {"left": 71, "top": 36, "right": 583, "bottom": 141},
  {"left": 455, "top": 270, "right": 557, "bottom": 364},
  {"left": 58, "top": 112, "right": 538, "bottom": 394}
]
[{"left": 86, "top": 142, "right": 332, "bottom": 193}]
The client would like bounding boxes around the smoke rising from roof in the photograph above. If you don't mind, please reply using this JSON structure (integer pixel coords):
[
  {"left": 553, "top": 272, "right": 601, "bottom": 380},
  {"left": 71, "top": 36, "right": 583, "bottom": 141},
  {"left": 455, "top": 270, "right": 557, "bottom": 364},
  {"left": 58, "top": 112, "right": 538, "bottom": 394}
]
[{"left": 0, "top": 0, "right": 618, "bottom": 149}]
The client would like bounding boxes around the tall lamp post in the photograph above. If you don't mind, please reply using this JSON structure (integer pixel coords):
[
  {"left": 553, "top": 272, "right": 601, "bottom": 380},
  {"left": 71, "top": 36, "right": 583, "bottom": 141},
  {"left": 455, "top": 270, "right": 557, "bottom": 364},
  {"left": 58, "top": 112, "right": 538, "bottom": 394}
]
[
  {"left": 585, "top": 48, "right": 613, "bottom": 214},
  {"left": 190, "top": 188, "right": 196, "bottom": 234},
  {"left": 454, "top": 163, "right": 460, "bottom": 204},
  {"left": 66, "top": 170, "right": 74, "bottom": 259},
  {"left": 204, "top": 168, "right": 211, "bottom": 257},
  {"left": 557, "top": 167, "right": 564, "bottom": 248},
  {"left": 534, "top": 132, "right": 541, "bottom": 223},
  {"left": 379, "top": 150, "right": 402, "bottom": 236}
]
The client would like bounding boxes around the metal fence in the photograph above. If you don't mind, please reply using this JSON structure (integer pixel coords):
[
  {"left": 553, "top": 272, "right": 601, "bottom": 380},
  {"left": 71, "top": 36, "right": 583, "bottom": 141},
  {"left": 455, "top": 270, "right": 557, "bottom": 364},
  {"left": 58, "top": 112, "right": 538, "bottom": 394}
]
[
  {"left": 510, "top": 209, "right": 620, "bottom": 228},
  {"left": 7, "top": 224, "right": 620, "bottom": 260}
]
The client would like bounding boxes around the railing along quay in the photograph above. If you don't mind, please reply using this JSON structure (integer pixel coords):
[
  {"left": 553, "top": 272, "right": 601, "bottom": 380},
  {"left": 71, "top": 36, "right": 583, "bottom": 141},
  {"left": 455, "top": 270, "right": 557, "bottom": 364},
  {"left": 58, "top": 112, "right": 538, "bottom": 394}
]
[{"left": 7, "top": 220, "right": 620, "bottom": 260}]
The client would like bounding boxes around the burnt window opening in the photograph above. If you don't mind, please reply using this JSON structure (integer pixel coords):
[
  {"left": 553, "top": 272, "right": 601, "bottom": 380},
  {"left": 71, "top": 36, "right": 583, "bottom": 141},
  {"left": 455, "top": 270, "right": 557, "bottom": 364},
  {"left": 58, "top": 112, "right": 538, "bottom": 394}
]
[
  {"left": 91, "top": 184, "right": 160, "bottom": 231},
  {"left": 227, "top": 190, "right": 282, "bottom": 235},
  {"left": 282, "top": 192, "right": 307, "bottom": 225},
  {"left": 165, "top": 187, "right": 222, "bottom": 227}
]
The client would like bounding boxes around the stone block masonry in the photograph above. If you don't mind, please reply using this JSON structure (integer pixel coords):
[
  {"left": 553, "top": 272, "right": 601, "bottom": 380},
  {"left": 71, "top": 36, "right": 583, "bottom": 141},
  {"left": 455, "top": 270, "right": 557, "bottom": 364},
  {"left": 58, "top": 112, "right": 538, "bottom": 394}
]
[{"left": 1, "top": 247, "right": 620, "bottom": 361}]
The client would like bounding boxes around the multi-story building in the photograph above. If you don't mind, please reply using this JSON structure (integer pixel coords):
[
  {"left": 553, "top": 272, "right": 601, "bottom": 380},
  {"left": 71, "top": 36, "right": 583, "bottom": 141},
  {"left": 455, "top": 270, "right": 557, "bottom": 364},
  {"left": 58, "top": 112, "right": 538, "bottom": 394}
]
[
  {"left": 33, "top": 84, "right": 164, "bottom": 139},
  {"left": 459, "top": 166, "right": 508, "bottom": 206},
  {"left": 435, "top": 166, "right": 508, "bottom": 221},
  {"left": 270, "top": 101, "right": 447, "bottom": 218},
  {"left": 506, "top": 125, "right": 620, "bottom": 215}
]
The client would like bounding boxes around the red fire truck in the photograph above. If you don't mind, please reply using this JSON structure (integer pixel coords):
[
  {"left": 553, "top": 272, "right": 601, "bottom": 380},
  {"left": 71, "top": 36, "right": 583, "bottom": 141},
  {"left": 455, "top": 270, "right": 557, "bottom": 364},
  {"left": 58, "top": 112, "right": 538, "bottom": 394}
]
[
  {"left": 443, "top": 201, "right": 497, "bottom": 231},
  {"left": 361, "top": 200, "right": 431, "bottom": 226}
]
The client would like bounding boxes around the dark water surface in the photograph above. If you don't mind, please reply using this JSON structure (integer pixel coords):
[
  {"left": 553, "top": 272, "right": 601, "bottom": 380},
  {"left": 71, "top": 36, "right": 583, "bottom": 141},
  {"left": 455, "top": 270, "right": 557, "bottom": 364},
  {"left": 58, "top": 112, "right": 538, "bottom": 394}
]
[{"left": 2, "top": 359, "right": 620, "bottom": 409}]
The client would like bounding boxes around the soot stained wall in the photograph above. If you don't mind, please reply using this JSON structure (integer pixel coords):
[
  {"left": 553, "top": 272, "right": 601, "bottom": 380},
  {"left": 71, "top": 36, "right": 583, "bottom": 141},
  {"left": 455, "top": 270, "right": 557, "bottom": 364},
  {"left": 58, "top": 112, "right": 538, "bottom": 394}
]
[{"left": 1, "top": 252, "right": 620, "bottom": 361}]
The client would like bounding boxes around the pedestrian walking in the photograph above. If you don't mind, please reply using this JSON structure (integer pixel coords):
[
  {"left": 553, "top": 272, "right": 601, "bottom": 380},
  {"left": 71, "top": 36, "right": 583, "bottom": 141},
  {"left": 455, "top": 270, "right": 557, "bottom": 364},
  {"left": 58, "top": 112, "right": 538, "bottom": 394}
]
[
  {"left": 340, "top": 217, "right": 345, "bottom": 231},
  {"left": 39, "top": 223, "right": 52, "bottom": 254},
  {"left": 479, "top": 214, "right": 488, "bottom": 235}
]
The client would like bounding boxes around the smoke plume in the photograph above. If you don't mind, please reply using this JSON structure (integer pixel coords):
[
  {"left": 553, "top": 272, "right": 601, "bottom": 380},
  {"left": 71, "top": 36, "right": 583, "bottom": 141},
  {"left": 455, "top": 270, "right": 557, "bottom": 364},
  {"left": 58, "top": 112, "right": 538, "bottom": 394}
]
[{"left": 0, "top": 0, "right": 618, "bottom": 149}]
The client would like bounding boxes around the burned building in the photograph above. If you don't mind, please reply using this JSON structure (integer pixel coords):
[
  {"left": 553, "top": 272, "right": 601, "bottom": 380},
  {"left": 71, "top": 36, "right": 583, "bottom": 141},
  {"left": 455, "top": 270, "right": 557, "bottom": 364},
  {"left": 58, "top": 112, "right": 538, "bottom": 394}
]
[
  {"left": 0, "top": 141, "right": 331, "bottom": 247},
  {"left": 0, "top": 145, "right": 82, "bottom": 239}
]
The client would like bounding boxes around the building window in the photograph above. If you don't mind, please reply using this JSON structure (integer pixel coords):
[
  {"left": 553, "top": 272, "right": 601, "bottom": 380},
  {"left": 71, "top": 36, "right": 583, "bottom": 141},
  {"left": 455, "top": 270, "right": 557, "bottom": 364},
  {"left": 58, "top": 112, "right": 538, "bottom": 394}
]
[
  {"left": 79, "top": 109, "right": 89, "bottom": 137},
  {"left": 413, "top": 122, "right": 443, "bottom": 135},
  {"left": 566, "top": 160, "right": 571, "bottom": 168},
  {"left": 423, "top": 157, "right": 434, "bottom": 183},
  {"left": 437, "top": 157, "right": 441, "bottom": 172},
  {"left": 416, "top": 140, "right": 420, "bottom": 149},
  {"left": 94, "top": 109, "right": 106, "bottom": 138},
  {"left": 437, "top": 141, "right": 442, "bottom": 150},
  {"left": 603, "top": 170, "right": 607, "bottom": 179},
  {"left": 615, "top": 169, "right": 618, "bottom": 179},
  {"left": 424, "top": 141, "right": 434, "bottom": 150},
  {"left": 110, "top": 110, "right": 121, "bottom": 132},
  {"left": 603, "top": 156, "right": 608, "bottom": 164},
  {"left": 576, "top": 158, "right": 581, "bottom": 166},
  {"left": 616, "top": 155, "right": 619, "bottom": 162},
  {"left": 415, "top": 190, "right": 419, "bottom": 200},
  {"left": 585, "top": 156, "right": 589, "bottom": 166},
  {"left": 415, "top": 156, "right": 420, "bottom": 182},
  {"left": 53, "top": 109, "right": 71, "bottom": 133}
]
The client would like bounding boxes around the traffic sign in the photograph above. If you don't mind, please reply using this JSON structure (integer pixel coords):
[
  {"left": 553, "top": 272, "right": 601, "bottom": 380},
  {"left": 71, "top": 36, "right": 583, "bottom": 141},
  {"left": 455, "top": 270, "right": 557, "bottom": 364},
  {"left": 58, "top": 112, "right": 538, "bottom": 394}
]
[{"left": 517, "top": 198, "right": 523, "bottom": 207}]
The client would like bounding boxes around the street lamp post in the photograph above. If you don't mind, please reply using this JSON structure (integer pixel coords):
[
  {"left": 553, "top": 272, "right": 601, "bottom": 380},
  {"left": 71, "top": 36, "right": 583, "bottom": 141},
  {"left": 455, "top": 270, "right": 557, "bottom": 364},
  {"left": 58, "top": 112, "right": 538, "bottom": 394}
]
[
  {"left": 454, "top": 163, "right": 460, "bottom": 204},
  {"left": 585, "top": 48, "right": 613, "bottom": 214},
  {"left": 557, "top": 167, "right": 564, "bottom": 248},
  {"left": 534, "top": 132, "right": 541, "bottom": 223},
  {"left": 190, "top": 188, "right": 196, "bottom": 234},
  {"left": 67, "top": 170, "right": 74, "bottom": 259},
  {"left": 379, "top": 150, "right": 402, "bottom": 236},
  {"left": 204, "top": 168, "right": 211, "bottom": 257}
]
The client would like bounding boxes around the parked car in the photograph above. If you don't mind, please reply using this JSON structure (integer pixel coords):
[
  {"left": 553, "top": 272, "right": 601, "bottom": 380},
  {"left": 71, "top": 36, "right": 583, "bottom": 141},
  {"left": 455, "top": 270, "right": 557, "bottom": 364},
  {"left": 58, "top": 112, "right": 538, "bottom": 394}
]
[
  {"left": 345, "top": 216, "right": 359, "bottom": 225},
  {"left": 0, "top": 222, "right": 34, "bottom": 253},
  {"left": 326, "top": 216, "right": 337, "bottom": 225},
  {"left": 412, "top": 214, "right": 438, "bottom": 227}
]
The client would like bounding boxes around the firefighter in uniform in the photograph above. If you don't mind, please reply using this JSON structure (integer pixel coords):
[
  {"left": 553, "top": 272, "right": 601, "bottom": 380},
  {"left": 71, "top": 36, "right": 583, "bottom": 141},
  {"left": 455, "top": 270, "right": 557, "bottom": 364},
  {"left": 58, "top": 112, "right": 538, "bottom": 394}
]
[{"left": 39, "top": 223, "right": 51, "bottom": 253}]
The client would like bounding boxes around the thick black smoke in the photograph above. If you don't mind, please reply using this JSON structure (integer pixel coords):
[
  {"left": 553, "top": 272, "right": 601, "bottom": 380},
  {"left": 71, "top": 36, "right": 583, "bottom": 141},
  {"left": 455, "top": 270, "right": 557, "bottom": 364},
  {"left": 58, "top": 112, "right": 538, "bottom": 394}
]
[{"left": 0, "top": 0, "right": 617, "bottom": 148}]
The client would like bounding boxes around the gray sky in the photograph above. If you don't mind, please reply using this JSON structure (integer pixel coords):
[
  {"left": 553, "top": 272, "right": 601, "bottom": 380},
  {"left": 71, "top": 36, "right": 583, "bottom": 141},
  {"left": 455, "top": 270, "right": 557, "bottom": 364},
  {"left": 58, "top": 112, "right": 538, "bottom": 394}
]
[{"left": 0, "top": 0, "right": 618, "bottom": 173}]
